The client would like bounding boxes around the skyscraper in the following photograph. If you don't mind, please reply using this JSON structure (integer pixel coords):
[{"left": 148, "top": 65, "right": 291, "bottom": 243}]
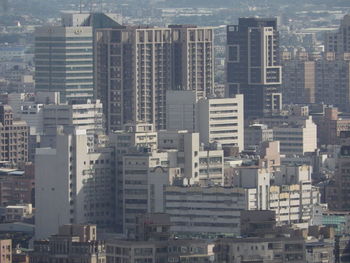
[
  {"left": 226, "top": 18, "right": 282, "bottom": 118},
  {"left": 35, "top": 12, "right": 122, "bottom": 104},
  {"left": 95, "top": 27, "right": 172, "bottom": 132},
  {"left": 170, "top": 25, "right": 214, "bottom": 100},
  {"left": 35, "top": 26, "right": 94, "bottom": 103},
  {"left": 95, "top": 25, "right": 214, "bottom": 132},
  {"left": 325, "top": 14, "right": 350, "bottom": 55}
]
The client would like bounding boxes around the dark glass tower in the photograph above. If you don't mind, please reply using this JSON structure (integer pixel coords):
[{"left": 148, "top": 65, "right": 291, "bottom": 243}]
[{"left": 226, "top": 18, "right": 282, "bottom": 118}]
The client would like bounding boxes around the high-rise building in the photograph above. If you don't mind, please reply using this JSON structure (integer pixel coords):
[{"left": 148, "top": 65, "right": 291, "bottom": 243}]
[
  {"left": 281, "top": 51, "right": 316, "bottom": 104},
  {"left": 325, "top": 14, "right": 350, "bottom": 55},
  {"left": 95, "top": 27, "right": 172, "bottom": 131},
  {"left": 35, "top": 26, "right": 94, "bottom": 103},
  {"left": 170, "top": 25, "right": 214, "bottom": 99},
  {"left": 95, "top": 25, "right": 214, "bottom": 132},
  {"left": 315, "top": 52, "right": 350, "bottom": 112},
  {"left": 226, "top": 18, "right": 282, "bottom": 118},
  {"left": 35, "top": 12, "right": 122, "bottom": 104}
]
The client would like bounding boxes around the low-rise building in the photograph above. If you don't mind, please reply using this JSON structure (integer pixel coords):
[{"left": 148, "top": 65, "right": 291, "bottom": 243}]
[
  {"left": 5, "top": 203, "right": 32, "bottom": 222},
  {"left": 214, "top": 236, "right": 305, "bottom": 263},
  {"left": 0, "top": 239, "right": 11, "bottom": 263},
  {"left": 165, "top": 186, "right": 248, "bottom": 238},
  {"left": 30, "top": 224, "right": 105, "bottom": 263}
]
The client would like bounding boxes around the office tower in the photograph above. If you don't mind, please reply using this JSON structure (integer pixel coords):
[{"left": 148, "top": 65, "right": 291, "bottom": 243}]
[
  {"left": 95, "top": 25, "right": 214, "bottom": 132},
  {"left": 325, "top": 14, "right": 350, "bottom": 55},
  {"left": 30, "top": 224, "right": 106, "bottom": 263},
  {"left": 281, "top": 51, "right": 316, "bottom": 104},
  {"left": 226, "top": 18, "right": 282, "bottom": 118},
  {"left": 197, "top": 94, "right": 244, "bottom": 152},
  {"left": 170, "top": 25, "right": 214, "bottom": 99},
  {"left": 35, "top": 26, "right": 94, "bottom": 103},
  {"left": 35, "top": 128, "right": 115, "bottom": 239},
  {"left": 0, "top": 105, "right": 29, "bottom": 164},
  {"left": 35, "top": 12, "right": 122, "bottom": 105}
]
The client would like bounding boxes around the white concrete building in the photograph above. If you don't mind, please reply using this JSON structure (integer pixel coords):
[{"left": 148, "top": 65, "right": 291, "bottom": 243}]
[
  {"left": 158, "top": 130, "right": 224, "bottom": 185},
  {"left": 269, "top": 182, "right": 320, "bottom": 227},
  {"left": 35, "top": 128, "right": 115, "bottom": 239},
  {"left": 122, "top": 150, "right": 178, "bottom": 237},
  {"left": 197, "top": 95, "right": 244, "bottom": 151},
  {"left": 5, "top": 204, "right": 32, "bottom": 222},
  {"left": 272, "top": 116, "right": 317, "bottom": 155},
  {"left": 165, "top": 186, "right": 248, "bottom": 237},
  {"left": 42, "top": 100, "right": 104, "bottom": 135}
]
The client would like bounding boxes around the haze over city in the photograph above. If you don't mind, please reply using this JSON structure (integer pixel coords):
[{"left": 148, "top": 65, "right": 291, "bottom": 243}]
[{"left": 0, "top": 0, "right": 350, "bottom": 263}]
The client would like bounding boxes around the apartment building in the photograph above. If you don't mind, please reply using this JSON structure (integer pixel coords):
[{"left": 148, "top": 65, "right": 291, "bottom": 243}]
[
  {"left": 226, "top": 18, "right": 282, "bottom": 118},
  {"left": 170, "top": 25, "right": 214, "bottom": 99},
  {"left": 317, "top": 107, "right": 350, "bottom": 145},
  {"left": 281, "top": 51, "right": 316, "bottom": 104},
  {"left": 0, "top": 163, "right": 34, "bottom": 206},
  {"left": 95, "top": 27, "right": 173, "bottom": 131},
  {"left": 30, "top": 224, "right": 106, "bottom": 263},
  {"left": 315, "top": 52, "right": 350, "bottom": 112},
  {"left": 95, "top": 25, "right": 213, "bottom": 132},
  {"left": 197, "top": 95, "right": 244, "bottom": 152},
  {"left": 165, "top": 186, "right": 248, "bottom": 238},
  {"left": 326, "top": 135, "right": 350, "bottom": 210},
  {"left": 0, "top": 239, "right": 11, "bottom": 263},
  {"left": 269, "top": 183, "right": 320, "bottom": 227},
  {"left": 35, "top": 128, "right": 115, "bottom": 239},
  {"left": 325, "top": 14, "right": 350, "bottom": 55},
  {"left": 0, "top": 105, "right": 29, "bottom": 164}
]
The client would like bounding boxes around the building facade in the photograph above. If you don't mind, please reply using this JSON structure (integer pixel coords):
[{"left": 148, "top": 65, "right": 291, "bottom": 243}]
[
  {"left": 197, "top": 95, "right": 244, "bottom": 152},
  {"left": 35, "top": 128, "right": 115, "bottom": 239},
  {"left": 226, "top": 18, "right": 282, "bottom": 118},
  {"left": 35, "top": 26, "right": 94, "bottom": 103}
]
